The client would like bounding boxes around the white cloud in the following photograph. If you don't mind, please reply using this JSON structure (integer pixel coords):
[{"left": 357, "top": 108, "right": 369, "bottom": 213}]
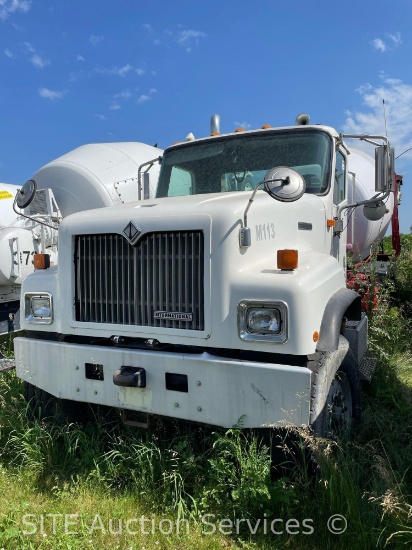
[
  {"left": 234, "top": 121, "right": 252, "bottom": 130},
  {"left": 371, "top": 38, "right": 386, "bottom": 52},
  {"left": 77, "top": 54, "right": 85, "bottom": 62},
  {"left": 344, "top": 77, "right": 412, "bottom": 160},
  {"left": 95, "top": 64, "right": 135, "bottom": 77},
  {"left": 355, "top": 83, "right": 372, "bottom": 95},
  {"left": 136, "top": 67, "right": 145, "bottom": 76},
  {"left": 117, "top": 63, "right": 133, "bottom": 77},
  {"left": 371, "top": 32, "right": 402, "bottom": 53},
  {"left": 4, "top": 48, "right": 13, "bottom": 58},
  {"left": 177, "top": 29, "right": 206, "bottom": 45},
  {"left": 151, "top": 70, "right": 157, "bottom": 76},
  {"left": 387, "top": 31, "right": 402, "bottom": 46},
  {"left": 94, "top": 113, "right": 107, "bottom": 121},
  {"left": 31, "top": 53, "right": 49, "bottom": 68},
  {"left": 137, "top": 88, "right": 157, "bottom": 104},
  {"left": 153, "top": 39, "right": 161, "bottom": 46},
  {"left": 22, "top": 42, "right": 49, "bottom": 68},
  {"left": 114, "top": 89, "right": 132, "bottom": 100},
  {"left": 89, "top": 35, "right": 103, "bottom": 46},
  {"left": 0, "top": 0, "right": 31, "bottom": 21},
  {"left": 38, "top": 88, "right": 65, "bottom": 100},
  {"left": 109, "top": 103, "right": 121, "bottom": 110},
  {"left": 142, "top": 23, "right": 153, "bottom": 32},
  {"left": 23, "top": 40, "right": 35, "bottom": 53}
]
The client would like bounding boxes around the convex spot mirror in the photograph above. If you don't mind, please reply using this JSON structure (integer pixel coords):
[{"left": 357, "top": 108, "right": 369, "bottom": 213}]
[
  {"left": 363, "top": 200, "right": 386, "bottom": 221},
  {"left": 264, "top": 166, "right": 306, "bottom": 202},
  {"left": 16, "top": 179, "right": 37, "bottom": 209}
]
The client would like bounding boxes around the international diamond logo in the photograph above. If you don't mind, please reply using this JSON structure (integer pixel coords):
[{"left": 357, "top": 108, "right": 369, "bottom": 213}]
[{"left": 123, "top": 221, "right": 141, "bottom": 244}]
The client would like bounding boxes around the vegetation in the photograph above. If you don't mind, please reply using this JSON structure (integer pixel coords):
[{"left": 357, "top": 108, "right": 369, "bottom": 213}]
[{"left": 0, "top": 235, "right": 411, "bottom": 549}]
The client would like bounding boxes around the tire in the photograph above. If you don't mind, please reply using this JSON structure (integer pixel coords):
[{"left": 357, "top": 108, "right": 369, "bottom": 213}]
[
  {"left": 23, "top": 381, "right": 90, "bottom": 424},
  {"left": 310, "top": 342, "right": 362, "bottom": 439}
]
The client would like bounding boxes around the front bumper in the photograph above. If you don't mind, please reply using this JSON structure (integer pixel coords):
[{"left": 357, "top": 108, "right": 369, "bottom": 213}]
[{"left": 15, "top": 338, "right": 311, "bottom": 429}]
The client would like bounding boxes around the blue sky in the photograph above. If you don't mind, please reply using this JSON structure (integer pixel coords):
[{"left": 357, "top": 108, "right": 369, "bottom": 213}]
[{"left": 1, "top": 0, "right": 411, "bottom": 233}]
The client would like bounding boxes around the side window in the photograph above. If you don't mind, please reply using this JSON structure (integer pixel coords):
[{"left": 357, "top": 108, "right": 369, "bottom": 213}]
[
  {"left": 167, "top": 166, "right": 193, "bottom": 197},
  {"left": 334, "top": 151, "right": 346, "bottom": 204}
]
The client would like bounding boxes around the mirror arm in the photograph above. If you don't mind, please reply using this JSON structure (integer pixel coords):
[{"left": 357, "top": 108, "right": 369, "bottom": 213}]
[
  {"left": 334, "top": 189, "right": 391, "bottom": 235},
  {"left": 243, "top": 182, "right": 264, "bottom": 227},
  {"left": 12, "top": 195, "right": 59, "bottom": 230},
  {"left": 340, "top": 133, "right": 390, "bottom": 147},
  {"left": 137, "top": 156, "right": 162, "bottom": 200},
  {"left": 242, "top": 176, "right": 289, "bottom": 227}
]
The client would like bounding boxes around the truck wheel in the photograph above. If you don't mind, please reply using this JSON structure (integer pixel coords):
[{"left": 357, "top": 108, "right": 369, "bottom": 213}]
[
  {"left": 310, "top": 344, "right": 362, "bottom": 439},
  {"left": 23, "top": 381, "right": 89, "bottom": 423},
  {"left": 24, "top": 381, "right": 58, "bottom": 419}
]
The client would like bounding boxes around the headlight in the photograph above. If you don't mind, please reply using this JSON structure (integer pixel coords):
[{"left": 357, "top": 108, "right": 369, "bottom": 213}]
[
  {"left": 238, "top": 301, "right": 287, "bottom": 343},
  {"left": 247, "top": 308, "right": 281, "bottom": 334},
  {"left": 25, "top": 293, "right": 53, "bottom": 324}
]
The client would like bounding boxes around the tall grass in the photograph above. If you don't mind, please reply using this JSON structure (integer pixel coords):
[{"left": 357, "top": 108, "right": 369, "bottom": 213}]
[{"left": 0, "top": 240, "right": 410, "bottom": 548}]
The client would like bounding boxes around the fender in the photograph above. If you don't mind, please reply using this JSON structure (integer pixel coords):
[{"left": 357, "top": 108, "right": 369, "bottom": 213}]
[
  {"left": 317, "top": 288, "right": 361, "bottom": 352},
  {"left": 308, "top": 335, "right": 350, "bottom": 427}
]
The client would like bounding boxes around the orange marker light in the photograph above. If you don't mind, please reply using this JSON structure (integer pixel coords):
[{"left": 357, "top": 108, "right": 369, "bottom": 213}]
[
  {"left": 210, "top": 131, "right": 220, "bottom": 136},
  {"left": 277, "top": 249, "right": 298, "bottom": 270},
  {"left": 172, "top": 141, "right": 182, "bottom": 145},
  {"left": 313, "top": 331, "right": 319, "bottom": 342},
  {"left": 261, "top": 124, "right": 271, "bottom": 129},
  {"left": 33, "top": 253, "right": 50, "bottom": 270},
  {"left": 327, "top": 219, "right": 335, "bottom": 228},
  {"left": 234, "top": 127, "right": 245, "bottom": 133}
]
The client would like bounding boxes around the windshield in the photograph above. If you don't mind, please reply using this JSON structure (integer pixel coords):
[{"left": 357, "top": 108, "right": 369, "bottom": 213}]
[{"left": 156, "top": 130, "right": 332, "bottom": 198}]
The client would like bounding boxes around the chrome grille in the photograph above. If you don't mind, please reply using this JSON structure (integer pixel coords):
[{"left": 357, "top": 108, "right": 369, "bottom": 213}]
[{"left": 75, "top": 231, "right": 204, "bottom": 330}]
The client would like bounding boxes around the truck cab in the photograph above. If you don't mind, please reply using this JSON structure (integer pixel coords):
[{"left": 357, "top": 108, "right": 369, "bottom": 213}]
[{"left": 14, "top": 118, "right": 396, "bottom": 437}]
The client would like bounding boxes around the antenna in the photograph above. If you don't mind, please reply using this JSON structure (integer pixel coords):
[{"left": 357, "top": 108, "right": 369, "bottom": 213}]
[{"left": 383, "top": 99, "right": 388, "bottom": 139}]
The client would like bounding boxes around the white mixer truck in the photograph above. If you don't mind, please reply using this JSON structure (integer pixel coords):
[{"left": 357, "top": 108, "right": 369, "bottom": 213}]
[
  {"left": 14, "top": 115, "right": 401, "bottom": 437},
  {"left": 0, "top": 142, "right": 163, "bottom": 333}
]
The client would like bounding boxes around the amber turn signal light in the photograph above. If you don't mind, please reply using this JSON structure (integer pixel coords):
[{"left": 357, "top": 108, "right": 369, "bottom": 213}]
[
  {"left": 33, "top": 253, "right": 50, "bottom": 270},
  {"left": 327, "top": 219, "right": 335, "bottom": 228},
  {"left": 277, "top": 249, "right": 298, "bottom": 270}
]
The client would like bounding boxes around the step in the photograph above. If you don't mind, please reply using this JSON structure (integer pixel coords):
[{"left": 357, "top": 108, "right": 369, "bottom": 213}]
[
  {"left": 358, "top": 355, "right": 377, "bottom": 383},
  {"left": 0, "top": 357, "right": 15, "bottom": 372}
]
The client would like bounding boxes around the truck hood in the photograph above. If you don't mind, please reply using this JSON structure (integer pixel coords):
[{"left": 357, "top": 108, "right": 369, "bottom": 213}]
[{"left": 61, "top": 190, "right": 326, "bottom": 236}]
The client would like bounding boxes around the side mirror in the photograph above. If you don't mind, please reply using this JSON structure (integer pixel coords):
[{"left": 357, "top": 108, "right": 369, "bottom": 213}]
[
  {"left": 16, "top": 179, "right": 37, "bottom": 209},
  {"left": 375, "top": 146, "right": 395, "bottom": 192},
  {"left": 143, "top": 172, "right": 150, "bottom": 199},
  {"left": 363, "top": 200, "right": 386, "bottom": 221},
  {"left": 264, "top": 167, "right": 306, "bottom": 202}
]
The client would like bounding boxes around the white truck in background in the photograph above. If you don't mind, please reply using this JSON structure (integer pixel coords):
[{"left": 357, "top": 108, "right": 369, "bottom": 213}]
[
  {"left": 14, "top": 115, "right": 402, "bottom": 437},
  {"left": 0, "top": 142, "right": 163, "bottom": 333}
]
